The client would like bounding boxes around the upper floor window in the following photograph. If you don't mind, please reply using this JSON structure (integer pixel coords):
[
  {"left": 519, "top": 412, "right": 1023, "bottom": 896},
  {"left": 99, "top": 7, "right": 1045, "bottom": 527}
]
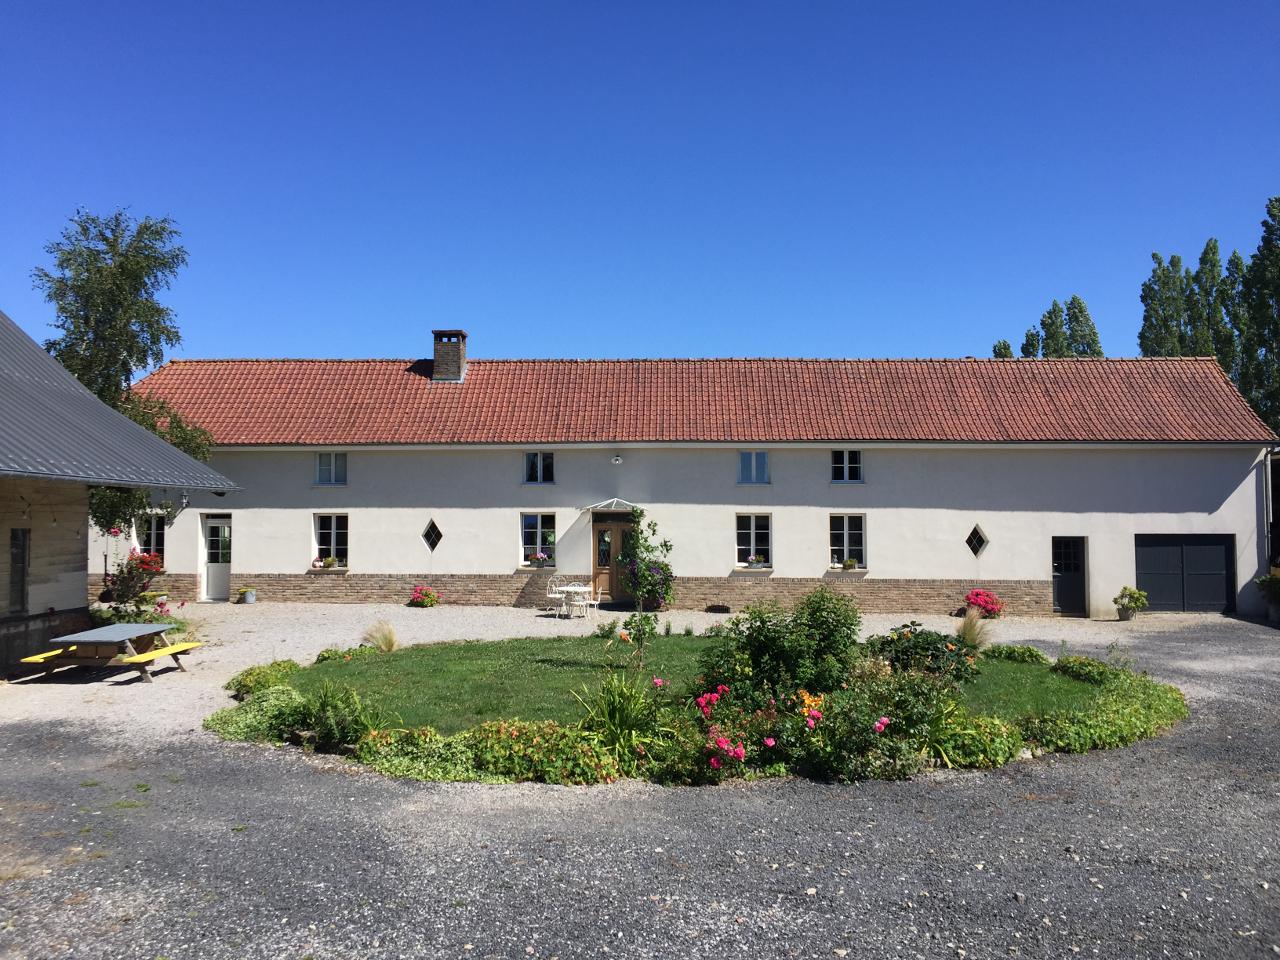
[
  {"left": 137, "top": 515, "right": 166, "bottom": 561},
  {"left": 524, "top": 452, "right": 555, "bottom": 484},
  {"left": 738, "top": 451, "right": 770, "bottom": 484},
  {"left": 316, "top": 452, "right": 347, "bottom": 486},
  {"left": 831, "top": 450, "right": 863, "bottom": 483},
  {"left": 316, "top": 514, "right": 349, "bottom": 565}
]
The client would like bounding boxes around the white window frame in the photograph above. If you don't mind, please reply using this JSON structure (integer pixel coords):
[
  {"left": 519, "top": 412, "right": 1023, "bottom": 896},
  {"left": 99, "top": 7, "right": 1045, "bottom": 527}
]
[
  {"left": 316, "top": 451, "right": 348, "bottom": 486},
  {"left": 524, "top": 452, "right": 556, "bottom": 485},
  {"left": 315, "top": 513, "right": 349, "bottom": 565},
  {"left": 831, "top": 449, "right": 864, "bottom": 483},
  {"left": 137, "top": 514, "right": 166, "bottom": 561},
  {"left": 738, "top": 451, "right": 770, "bottom": 485},
  {"left": 736, "top": 514, "right": 772, "bottom": 566},
  {"left": 521, "top": 512, "right": 557, "bottom": 564},
  {"left": 829, "top": 514, "right": 866, "bottom": 567}
]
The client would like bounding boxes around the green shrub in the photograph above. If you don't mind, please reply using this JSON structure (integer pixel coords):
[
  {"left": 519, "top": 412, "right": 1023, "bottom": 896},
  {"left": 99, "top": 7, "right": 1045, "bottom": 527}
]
[
  {"left": 314, "top": 645, "right": 381, "bottom": 665},
  {"left": 1021, "top": 672, "right": 1188, "bottom": 753},
  {"left": 932, "top": 712, "right": 1024, "bottom": 769},
  {"left": 203, "top": 685, "right": 309, "bottom": 742},
  {"left": 304, "top": 682, "right": 397, "bottom": 751},
  {"left": 786, "top": 672, "right": 954, "bottom": 782},
  {"left": 1051, "top": 655, "right": 1120, "bottom": 686},
  {"left": 575, "top": 673, "right": 665, "bottom": 776},
  {"left": 463, "top": 721, "right": 622, "bottom": 784},
  {"left": 697, "top": 587, "right": 862, "bottom": 698},
  {"left": 224, "top": 659, "right": 302, "bottom": 700},
  {"left": 593, "top": 618, "right": 620, "bottom": 640},
  {"left": 867, "top": 622, "right": 980, "bottom": 681},
  {"left": 354, "top": 727, "right": 482, "bottom": 782},
  {"left": 983, "top": 644, "right": 1051, "bottom": 665}
]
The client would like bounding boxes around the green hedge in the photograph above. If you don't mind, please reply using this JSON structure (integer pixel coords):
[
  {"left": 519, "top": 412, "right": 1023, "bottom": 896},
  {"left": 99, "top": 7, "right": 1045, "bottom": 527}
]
[{"left": 982, "top": 644, "right": 1051, "bottom": 665}]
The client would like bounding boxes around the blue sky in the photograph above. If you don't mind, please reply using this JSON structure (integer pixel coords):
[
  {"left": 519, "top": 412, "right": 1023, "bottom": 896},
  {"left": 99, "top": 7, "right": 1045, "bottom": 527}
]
[{"left": 2, "top": 2, "right": 1277, "bottom": 363}]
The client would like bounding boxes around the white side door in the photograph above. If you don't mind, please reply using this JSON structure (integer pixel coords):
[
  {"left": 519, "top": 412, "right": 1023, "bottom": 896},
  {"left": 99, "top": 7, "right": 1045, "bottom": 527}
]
[{"left": 203, "top": 518, "right": 232, "bottom": 600}]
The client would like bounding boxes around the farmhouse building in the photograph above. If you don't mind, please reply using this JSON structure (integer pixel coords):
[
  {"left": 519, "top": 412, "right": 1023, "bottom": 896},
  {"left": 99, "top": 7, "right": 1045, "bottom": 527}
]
[
  {"left": 0, "top": 310, "right": 233, "bottom": 671},
  {"left": 92, "top": 330, "right": 1276, "bottom": 618}
]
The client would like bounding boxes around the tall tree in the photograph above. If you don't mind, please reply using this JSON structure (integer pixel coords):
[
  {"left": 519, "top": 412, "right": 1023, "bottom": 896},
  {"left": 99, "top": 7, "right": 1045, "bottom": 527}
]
[
  {"left": 1064, "top": 295, "right": 1103, "bottom": 357},
  {"left": 1039, "top": 300, "right": 1070, "bottom": 357},
  {"left": 1020, "top": 327, "right": 1042, "bottom": 358},
  {"left": 1240, "top": 197, "right": 1280, "bottom": 429},
  {"left": 1184, "top": 239, "right": 1223, "bottom": 359},
  {"left": 35, "top": 209, "right": 187, "bottom": 406},
  {"left": 1137, "top": 253, "right": 1189, "bottom": 356},
  {"left": 33, "top": 208, "right": 212, "bottom": 533},
  {"left": 992, "top": 339, "right": 1014, "bottom": 359}
]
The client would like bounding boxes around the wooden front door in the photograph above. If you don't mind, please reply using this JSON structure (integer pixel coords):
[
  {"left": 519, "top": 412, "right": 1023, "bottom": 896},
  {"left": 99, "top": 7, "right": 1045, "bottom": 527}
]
[{"left": 591, "top": 514, "right": 633, "bottom": 604}]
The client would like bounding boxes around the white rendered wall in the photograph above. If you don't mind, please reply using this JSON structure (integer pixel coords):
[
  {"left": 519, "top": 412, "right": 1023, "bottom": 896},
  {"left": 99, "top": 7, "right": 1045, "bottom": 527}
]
[{"left": 88, "top": 444, "right": 1269, "bottom": 617}]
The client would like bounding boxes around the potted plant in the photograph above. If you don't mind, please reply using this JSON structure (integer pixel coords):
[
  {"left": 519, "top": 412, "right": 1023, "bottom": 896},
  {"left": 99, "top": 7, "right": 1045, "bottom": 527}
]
[
  {"left": 1254, "top": 575, "right": 1280, "bottom": 622},
  {"left": 322, "top": 556, "right": 338, "bottom": 569},
  {"left": 528, "top": 552, "right": 551, "bottom": 568},
  {"left": 1113, "top": 586, "right": 1149, "bottom": 621},
  {"left": 237, "top": 586, "right": 257, "bottom": 604},
  {"left": 745, "top": 555, "right": 767, "bottom": 569},
  {"left": 841, "top": 557, "right": 861, "bottom": 571}
]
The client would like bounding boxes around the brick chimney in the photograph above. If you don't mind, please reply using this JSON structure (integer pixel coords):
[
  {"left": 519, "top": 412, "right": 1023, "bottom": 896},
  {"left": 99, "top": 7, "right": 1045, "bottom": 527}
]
[{"left": 431, "top": 330, "right": 467, "bottom": 381}]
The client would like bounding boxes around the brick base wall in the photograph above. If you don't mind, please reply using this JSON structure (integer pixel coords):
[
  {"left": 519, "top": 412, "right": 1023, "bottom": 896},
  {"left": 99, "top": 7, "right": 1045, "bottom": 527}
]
[
  {"left": 202, "top": 571, "right": 1053, "bottom": 615},
  {"left": 87, "top": 574, "right": 200, "bottom": 604},
  {"left": 2, "top": 607, "right": 92, "bottom": 675}
]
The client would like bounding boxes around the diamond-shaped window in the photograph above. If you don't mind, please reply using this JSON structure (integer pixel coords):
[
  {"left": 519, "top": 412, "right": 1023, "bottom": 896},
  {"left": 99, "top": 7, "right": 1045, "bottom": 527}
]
[
  {"left": 422, "top": 521, "right": 443, "bottom": 551},
  {"left": 965, "top": 525, "right": 987, "bottom": 557}
]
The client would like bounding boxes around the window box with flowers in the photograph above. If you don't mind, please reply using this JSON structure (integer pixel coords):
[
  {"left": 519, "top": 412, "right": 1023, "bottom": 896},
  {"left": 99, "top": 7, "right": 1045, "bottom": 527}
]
[{"left": 307, "top": 556, "right": 349, "bottom": 575}]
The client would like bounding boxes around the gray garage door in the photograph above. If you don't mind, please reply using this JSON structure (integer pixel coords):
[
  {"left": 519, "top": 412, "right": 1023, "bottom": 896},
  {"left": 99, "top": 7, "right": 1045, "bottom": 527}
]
[{"left": 1134, "top": 534, "right": 1236, "bottom": 613}]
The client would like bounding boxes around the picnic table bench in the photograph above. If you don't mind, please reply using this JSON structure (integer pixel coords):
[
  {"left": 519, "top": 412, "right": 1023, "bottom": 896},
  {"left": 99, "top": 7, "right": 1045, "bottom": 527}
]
[{"left": 20, "top": 623, "right": 201, "bottom": 683}]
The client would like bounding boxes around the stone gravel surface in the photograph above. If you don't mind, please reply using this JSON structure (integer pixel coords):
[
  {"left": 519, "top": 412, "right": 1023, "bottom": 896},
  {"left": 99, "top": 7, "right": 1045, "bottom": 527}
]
[{"left": 1, "top": 607, "right": 1278, "bottom": 959}]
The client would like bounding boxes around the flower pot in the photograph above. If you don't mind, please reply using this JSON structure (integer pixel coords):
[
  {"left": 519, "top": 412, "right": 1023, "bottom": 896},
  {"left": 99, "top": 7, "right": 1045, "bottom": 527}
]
[
  {"left": 1117, "top": 607, "right": 1135, "bottom": 621},
  {"left": 239, "top": 589, "right": 257, "bottom": 604}
]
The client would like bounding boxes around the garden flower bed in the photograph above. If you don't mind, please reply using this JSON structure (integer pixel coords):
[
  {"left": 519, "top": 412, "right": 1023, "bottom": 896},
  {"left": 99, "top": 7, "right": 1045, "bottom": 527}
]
[{"left": 204, "top": 589, "right": 1188, "bottom": 786}]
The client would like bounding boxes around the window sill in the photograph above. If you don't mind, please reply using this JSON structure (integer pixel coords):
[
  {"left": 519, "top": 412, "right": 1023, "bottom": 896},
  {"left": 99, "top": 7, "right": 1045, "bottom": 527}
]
[
  {"left": 831, "top": 480, "right": 866, "bottom": 485},
  {"left": 736, "top": 481, "right": 771, "bottom": 486},
  {"left": 306, "top": 567, "right": 349, "bottom": 575},
  {"left": 311, "top": 484, "right": 348, "bottom": 489},
  {"left": 522, "top": 564, "right": 557, "bottom": 570},
  {"left": 825, "top": 567, "right": 869, "bottom": 578},
  {"left": 732, "top": 566, "right": 773, "bottom": 575}
]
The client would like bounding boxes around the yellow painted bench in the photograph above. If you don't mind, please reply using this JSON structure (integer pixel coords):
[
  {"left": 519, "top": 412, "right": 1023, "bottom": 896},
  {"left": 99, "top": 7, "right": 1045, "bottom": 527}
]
[
  {"left": 21, "top": 645, "right": 77, "bottom": 664},
  {"left": 120, "top": 641, "right": 202, "bottom": 665}
]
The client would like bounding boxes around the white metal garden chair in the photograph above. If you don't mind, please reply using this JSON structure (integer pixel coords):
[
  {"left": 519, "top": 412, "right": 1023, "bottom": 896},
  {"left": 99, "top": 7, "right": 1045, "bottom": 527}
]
[{"left": 545, "top": 574, "right": 568, "bottom": 616}]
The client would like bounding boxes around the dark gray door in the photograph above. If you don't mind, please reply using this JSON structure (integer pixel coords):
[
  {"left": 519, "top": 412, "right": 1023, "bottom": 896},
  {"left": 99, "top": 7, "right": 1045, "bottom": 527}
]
[
  {"left": 1135, "top": 534, "right": 1235, "bottom": 613},
  {"left": 1052, "top": 537, "right": 1087, "bottom": 615}
]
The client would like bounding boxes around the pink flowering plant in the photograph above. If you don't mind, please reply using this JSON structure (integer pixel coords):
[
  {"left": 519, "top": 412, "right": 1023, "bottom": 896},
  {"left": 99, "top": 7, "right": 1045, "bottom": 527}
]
[
  {"left": 964, "top": 588, "right": 1004, "bottom": 619},
  {"left": 407, "top": 585, "right": 441, "bottom": 608}
]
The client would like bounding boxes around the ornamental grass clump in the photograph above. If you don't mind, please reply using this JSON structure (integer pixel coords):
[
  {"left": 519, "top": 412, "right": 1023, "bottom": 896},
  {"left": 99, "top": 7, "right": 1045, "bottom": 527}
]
[{"left": 361, "top": 619, "right": 399, "bottom": 653}]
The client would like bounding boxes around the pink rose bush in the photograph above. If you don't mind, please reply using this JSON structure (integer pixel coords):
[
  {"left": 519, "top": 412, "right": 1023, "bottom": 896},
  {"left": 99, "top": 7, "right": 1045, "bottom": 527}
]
[{"left": 964, "top": 588, "right": 1004, "bottom": 618}]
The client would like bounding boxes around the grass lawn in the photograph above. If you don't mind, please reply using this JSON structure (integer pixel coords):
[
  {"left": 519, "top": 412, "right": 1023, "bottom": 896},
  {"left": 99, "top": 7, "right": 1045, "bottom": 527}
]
[
  {"left": 963, "top": 658, "right": 1101, "bottom": 720},
  {"left": 287, "top": 634, "right": 1101, "bottom": 735},
  {"left": 289, "top": 633, "right": 715, "bottom": 734}
]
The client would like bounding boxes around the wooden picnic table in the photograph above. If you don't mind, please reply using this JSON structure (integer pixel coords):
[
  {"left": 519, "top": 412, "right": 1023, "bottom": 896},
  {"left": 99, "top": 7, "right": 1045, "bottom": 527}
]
[{"left": 20, "top": 623, "right": 201, "bottom": 683}]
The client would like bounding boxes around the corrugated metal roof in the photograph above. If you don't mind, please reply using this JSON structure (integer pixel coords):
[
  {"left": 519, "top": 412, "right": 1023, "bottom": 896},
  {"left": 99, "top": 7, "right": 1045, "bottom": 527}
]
[
  {"left": 0, "top": 310, "right": 236, "bottom": 490},
  {"left": 136, "top": 354, "right": 1276, "bottom": 446}
]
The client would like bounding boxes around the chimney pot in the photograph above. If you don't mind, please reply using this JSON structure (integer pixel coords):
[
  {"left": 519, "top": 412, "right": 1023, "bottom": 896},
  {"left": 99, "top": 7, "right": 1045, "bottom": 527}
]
[{"left": 431, "top": 329, "right": 467, "bottom": 381}]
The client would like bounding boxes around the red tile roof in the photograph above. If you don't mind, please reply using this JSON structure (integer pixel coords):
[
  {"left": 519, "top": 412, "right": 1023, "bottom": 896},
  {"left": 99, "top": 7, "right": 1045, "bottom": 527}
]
[{"left": 135, "top": 357, "right": 1275, "bottom": 446}]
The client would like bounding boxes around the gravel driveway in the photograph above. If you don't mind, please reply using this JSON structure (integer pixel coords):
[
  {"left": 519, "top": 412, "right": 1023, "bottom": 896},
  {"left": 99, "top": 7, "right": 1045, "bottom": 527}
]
[{"left": 1, "top": 607, "right": 1278, "bottom": 959}]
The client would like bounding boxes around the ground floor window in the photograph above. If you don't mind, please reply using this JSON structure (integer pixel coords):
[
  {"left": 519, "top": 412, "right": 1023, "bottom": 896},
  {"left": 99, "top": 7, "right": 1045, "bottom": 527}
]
[
  {"left": 137, "top": 515, "right": 165, "bottom": 562},
  {"left": 8, "top": 528, "right": 30, "bottom": 615},
  {"left": 830, "top": 514, "right": 865, "bottom": 567},
  {"left": 521, "top": 513, "right": 556, "bottom": 564},
  {"left": 315, "top": 514, "right": 349, "bottom": 565},
  {"left": 736, "top": 514, "right": 771, "bottom": 565}
]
